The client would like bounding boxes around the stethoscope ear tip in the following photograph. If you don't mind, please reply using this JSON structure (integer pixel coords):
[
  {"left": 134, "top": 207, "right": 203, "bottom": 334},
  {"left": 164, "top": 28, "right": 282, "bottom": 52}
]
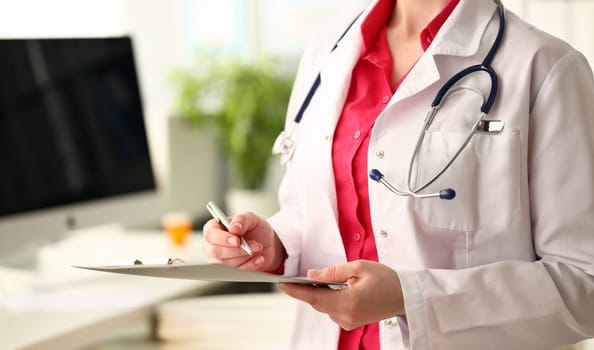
[{"left": 439, "top": 188, "right": 456, "bottom": 200}]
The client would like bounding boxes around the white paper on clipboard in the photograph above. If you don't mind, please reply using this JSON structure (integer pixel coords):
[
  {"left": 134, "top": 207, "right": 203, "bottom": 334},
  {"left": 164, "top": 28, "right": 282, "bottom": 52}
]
[{"left": 73, "top": 261, "right": 347, "bottom": 289}]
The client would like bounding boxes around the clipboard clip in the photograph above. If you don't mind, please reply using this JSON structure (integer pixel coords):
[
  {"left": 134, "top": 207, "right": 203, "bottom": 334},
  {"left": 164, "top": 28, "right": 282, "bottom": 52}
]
[{"left": 132, "top": 258, "right": 185, "bottom": 265}]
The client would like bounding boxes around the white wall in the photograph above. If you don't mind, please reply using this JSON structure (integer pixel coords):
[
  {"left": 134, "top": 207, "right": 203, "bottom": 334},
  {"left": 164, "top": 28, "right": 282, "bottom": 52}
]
[{"left": 504, "top": 0, "right": 594, "bottom": 66}]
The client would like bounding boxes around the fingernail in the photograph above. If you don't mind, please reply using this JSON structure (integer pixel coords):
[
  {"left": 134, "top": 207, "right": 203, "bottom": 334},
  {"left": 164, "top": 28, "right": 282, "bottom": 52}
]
[
  {"left": 227, "top": 237, "right": 238, "bottom": 246},
  {"left": 250, "top": 243, "right": 262, "bottom": 253},
  {"left": 254, "top": 256, "right": 264, "bottom": 265},
  {"left": 230, "top": 221, "right": 243, "bottom": 230}
]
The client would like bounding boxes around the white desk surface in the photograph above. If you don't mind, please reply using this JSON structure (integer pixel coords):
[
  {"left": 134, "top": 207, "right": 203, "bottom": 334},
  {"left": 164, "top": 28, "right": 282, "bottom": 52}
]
[{"left": 0, "top": 227, "right": 220, "bottom": 350}]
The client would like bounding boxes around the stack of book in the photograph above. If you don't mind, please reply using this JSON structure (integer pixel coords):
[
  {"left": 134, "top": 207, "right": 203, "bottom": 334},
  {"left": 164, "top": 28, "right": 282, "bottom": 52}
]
[{"left": 156, "top": 292, "right": 297, "bottom": 350}]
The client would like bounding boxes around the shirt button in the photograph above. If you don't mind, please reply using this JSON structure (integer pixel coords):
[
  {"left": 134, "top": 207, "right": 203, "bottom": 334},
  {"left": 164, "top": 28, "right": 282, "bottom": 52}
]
[
  {"left": 376, "top": 150, "right": 384, "bottom": 159},
  {"left": 325, "top": 134, "right": 332, "bottom": 141},
  {"left": 381, "top": 95, "right": 390, "bottom": 103},
  {"left": 383, "top": 318, "right": 394, "bottom": 327},
  {"left": 354, "top": 232, "right": 361, "bottom": 241},
  {"left": 354, "top": 130, "right": 361, "bottom": 140},
  {"left": 380, "top": 230, "right": 388, "bottom": 238}
]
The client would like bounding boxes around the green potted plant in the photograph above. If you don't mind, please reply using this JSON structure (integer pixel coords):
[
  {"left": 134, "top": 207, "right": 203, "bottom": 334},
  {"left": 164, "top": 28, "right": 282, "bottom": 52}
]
[{"left": 170, "top": 55, "right": 293, "bottom": 215}]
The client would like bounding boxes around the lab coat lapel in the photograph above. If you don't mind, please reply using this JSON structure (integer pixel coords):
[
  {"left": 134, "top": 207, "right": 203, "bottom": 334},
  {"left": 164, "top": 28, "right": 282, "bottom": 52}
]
[
  {"left": 317, "top": 24, "right": 364, "bottom": 134},
  {"left": 315, "top": 15, "right": 365, "bottom": 212},
  {"left": 392, "top": 53, "right": 441, "bottom": 104},
  {"left": 429, "top": 0, "right": 498, "bottom": 58}
]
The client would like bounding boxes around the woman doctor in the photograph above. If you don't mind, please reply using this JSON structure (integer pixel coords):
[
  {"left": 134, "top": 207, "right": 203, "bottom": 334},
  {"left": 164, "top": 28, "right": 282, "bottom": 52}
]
[{"left": 202, "top": 0, "right": 594, "bottom": 349}]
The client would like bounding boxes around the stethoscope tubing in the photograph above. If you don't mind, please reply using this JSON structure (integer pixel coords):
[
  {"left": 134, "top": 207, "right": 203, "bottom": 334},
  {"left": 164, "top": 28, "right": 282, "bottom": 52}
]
[
  {"left": 431, "top": 65, "right": 498, "bottom": 114},
  {"left": 293, "top": 12, "right": 363, "bottom": 125},
  {"left": 274, "top": 1, "right": 506, "bottom": 201},
  {"left": 403, "top": 1, "right": 505, "bottom": 198}
]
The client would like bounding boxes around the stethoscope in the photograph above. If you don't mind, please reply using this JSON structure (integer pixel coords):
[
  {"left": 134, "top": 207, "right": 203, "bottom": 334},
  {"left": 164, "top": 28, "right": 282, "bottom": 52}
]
[{"left": 273, "top": 1, "right": 506, "bottom": 201}]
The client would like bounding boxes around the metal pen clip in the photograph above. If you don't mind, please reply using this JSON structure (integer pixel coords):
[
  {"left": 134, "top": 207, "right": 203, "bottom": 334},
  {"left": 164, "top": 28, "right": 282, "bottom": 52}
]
[
  {"left": 477, "top": 120, "right": 504, "bottom": 133},
  {"left": 206, "top": 201, "right": 253, "bottom": 256},
  {"left": 131, "top": 258, "right": 185, "bottom": 265}
]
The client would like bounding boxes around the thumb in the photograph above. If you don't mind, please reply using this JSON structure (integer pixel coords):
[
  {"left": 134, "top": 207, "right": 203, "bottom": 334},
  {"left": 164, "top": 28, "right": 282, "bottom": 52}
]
[{"left": 308, "top": 263, "right": 351, "bottom": 283}]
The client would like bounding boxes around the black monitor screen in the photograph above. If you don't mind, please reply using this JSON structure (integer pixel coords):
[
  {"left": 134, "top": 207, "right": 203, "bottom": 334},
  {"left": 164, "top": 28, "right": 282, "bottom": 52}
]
[{"left": 0, "top": 36, "right": 155, "bottom": 217}]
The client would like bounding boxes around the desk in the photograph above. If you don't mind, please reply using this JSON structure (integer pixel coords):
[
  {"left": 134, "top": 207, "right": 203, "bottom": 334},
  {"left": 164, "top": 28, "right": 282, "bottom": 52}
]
[{"left": 0, "top": 227, "right": 221, "bottom": 350}]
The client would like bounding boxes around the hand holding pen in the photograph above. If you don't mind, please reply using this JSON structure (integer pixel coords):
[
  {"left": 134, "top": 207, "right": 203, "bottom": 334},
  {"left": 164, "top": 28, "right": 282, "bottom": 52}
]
[
  {"left": 206, "top": 201, "right": 253, "bottom": 256},
  {"left": 202, "top": 201, "right": 286, "bottom": 271}
]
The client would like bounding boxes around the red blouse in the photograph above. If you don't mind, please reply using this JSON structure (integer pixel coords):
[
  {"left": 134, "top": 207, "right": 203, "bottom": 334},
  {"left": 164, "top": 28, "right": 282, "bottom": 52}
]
[{"left": 331, "top": 0, "right": 460, "bottom": 348}]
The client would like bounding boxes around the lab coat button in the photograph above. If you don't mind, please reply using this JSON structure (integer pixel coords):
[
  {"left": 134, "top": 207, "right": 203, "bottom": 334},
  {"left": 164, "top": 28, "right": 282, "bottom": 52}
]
[
  {"left": 380, "top": 230, "right": 388, "bottom": 238},
  {"left": 381, "top": 95, "right": 390, "bottom": 103},
  {"left": 376, "top": 150, "right": 384, "bottom": 158},
  {"left": 354, "top": 232, "right": 361, "bottom": 241},
  {"left": 354, "top": 130, "right": 361, "bottom": 140}
]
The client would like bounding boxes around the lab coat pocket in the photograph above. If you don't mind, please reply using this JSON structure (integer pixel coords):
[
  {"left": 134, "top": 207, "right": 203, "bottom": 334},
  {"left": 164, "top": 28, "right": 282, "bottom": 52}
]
[{"left": 413, "top": 130, "right": 521, "bottom": 232}]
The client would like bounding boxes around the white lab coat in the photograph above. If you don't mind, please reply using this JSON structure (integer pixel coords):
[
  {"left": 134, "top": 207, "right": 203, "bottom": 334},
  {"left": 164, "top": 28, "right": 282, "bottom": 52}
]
[{"left": 267, "top": 0, "right": 594, "bottom": 349}]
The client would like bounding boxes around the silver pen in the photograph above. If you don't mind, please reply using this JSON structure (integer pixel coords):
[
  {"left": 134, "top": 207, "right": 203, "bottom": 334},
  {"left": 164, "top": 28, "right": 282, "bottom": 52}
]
[{"left": 206, "top": 201, "right": 253, "bottom": 256}]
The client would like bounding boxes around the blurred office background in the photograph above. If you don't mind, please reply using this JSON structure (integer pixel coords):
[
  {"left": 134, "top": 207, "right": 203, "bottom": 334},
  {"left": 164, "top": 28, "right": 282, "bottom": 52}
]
[
  {"left": 1, "top": 0, "right": 592, "bottom": 223},
  {"left": 0, "top": 0, "right": 593, "bottom": 349}
]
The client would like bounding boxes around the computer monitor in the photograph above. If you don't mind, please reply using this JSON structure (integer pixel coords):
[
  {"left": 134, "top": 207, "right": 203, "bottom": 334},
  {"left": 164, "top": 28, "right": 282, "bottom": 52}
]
[{"left": 0, "top": 36, "right": 162, "bottom": 267}]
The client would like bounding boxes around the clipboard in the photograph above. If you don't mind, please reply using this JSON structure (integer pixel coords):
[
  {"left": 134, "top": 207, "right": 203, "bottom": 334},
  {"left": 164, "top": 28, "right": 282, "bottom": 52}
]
[{"left": 74, "top": 260, "right": 347, "bottom": 289}]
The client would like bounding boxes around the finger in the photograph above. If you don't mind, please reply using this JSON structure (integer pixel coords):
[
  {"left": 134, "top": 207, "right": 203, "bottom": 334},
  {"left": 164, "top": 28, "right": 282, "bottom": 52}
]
[
  {"left": 203, "top": 219, "right": 246, "bottom": 248},
  {"left": 204, "top": 248, "right": 263, "bottom": 268},
  {"left": 202, "top": 241, "right": 262, "bottom": 260},
  {"left": 307, "top": 263, "right": 354, "bottom": 283},
  {"left": 236, "top": 254, "right": 266, "bottom": 270},
  {"left": 210, "top": 252, "right": 265, "bottom": 270}
]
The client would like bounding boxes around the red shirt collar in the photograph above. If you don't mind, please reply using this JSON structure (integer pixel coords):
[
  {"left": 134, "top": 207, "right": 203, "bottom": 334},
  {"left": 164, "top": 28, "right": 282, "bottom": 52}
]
[
  {"left": 360, "top": 0, "right": 394, "bottom": 51},
  {"left": 420, "top": 0, "right": 460, "bottom": 50},
  {"left": 360, "top": 0, "right": 461, "bottom": 52}
]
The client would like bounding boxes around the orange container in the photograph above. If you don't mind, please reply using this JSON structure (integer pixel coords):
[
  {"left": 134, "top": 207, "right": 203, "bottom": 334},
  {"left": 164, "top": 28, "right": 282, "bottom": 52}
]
[{"left": 162, "top": 212, "right": 193, "bottom": 246}]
